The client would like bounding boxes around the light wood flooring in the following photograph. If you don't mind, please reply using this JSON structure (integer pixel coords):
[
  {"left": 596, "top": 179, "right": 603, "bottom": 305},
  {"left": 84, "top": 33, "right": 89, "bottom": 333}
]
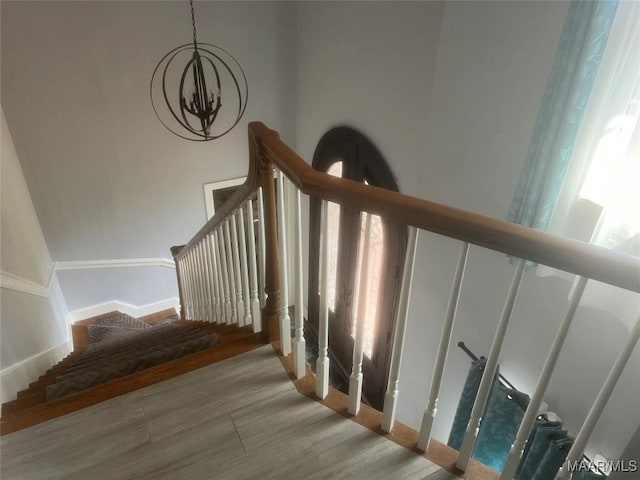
[{"left": 0, "top": 346, "right": 456, "bottom": 480}]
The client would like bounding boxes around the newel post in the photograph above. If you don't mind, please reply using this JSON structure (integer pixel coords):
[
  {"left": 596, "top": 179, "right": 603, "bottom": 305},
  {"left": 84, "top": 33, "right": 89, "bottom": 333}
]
[
  {"left": 170, "top": 245, "right": 186, "bottom": 320},
  {"left": 250, "top": 124, "right": 281, "bottom": 344}
]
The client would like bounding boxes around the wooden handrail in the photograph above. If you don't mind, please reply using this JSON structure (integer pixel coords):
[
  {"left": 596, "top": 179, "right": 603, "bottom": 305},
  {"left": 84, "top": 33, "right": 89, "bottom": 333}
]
[
  {"left": 248, "top": 121, "right": 639, "bottom": 293},
  {"left": 175, "top": 121, "right": 638, "bottom": 294}
]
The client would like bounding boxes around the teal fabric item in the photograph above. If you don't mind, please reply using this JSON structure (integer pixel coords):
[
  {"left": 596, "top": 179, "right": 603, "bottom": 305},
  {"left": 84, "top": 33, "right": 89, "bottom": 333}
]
[
  {"left": 516, "top": 418, "right": 562, "bottom": 478},
  {"left": 530, "top": 433, "right": 573, "bottom": 480},
  {"left": 447, "top": 358, "right": 489, "bottom": 450},
  {"left": 472, "top": 383, "right": 530, "bottom": 471},
  {"left": 516, "top": 423, "right": 565, "bottom": 480},
  {"left": 507, "top": 0, "right": 619, "bottom": 234}
]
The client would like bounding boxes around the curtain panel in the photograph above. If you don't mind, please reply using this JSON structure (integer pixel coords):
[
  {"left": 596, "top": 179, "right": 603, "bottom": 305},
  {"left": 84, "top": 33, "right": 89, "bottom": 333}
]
[{"left": 507, "top": 0, "right": 619, "bottom": 232}]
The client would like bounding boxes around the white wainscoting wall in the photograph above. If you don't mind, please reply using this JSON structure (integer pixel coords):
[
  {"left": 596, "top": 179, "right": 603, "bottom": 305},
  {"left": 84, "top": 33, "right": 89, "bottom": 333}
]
[
  {"left": 1, "top": 270, "right": 71, "bottom": 403},
  {"left": 1, "top": 258, "right": 179, "bottom": 403}
]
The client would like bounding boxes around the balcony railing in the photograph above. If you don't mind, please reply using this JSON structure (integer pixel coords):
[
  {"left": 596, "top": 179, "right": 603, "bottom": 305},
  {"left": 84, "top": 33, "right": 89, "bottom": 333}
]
[{"left": 172, "top": 122, "right": 640, "bottom": 480}]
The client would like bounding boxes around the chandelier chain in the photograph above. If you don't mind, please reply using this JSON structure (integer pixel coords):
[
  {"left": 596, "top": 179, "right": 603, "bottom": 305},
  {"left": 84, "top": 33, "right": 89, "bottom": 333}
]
[{"left": 189, "top": 0, "right": 198, "bottom": 47}]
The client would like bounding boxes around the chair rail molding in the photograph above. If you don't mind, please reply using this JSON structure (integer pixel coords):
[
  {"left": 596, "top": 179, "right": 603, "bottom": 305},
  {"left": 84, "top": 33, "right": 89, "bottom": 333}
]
[
  {"left": 55, "top": 258, "right": 175, "bottom": 271},
  {"left": 1, "top": 258, "right": 175, "bottom": 296},
  {"left": 0, "top": 266, "right": 55, "bottom": 297}
]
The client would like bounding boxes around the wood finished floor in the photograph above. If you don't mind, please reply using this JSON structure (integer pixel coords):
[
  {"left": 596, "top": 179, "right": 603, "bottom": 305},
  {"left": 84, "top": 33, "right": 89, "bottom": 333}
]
[{"left": 0, "top": 346, "right": 456, "bottom": 480}]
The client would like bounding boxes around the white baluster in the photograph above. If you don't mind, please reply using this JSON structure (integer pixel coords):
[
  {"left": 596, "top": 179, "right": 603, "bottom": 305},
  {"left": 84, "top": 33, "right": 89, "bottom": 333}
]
[
  {"left": 382, "top": 227, "right": 419, "bottom": 432},
  {"left": 188, "top": 250, "right": 201, "bottom": 320},
  {"left": 175, "top": 257, "right": 183, "bottom": 318},
  {"left": 230, "top": 212, "right": 245, "bottom": 326},
  {"left": 207, "top": 233, "right": 221, "bottom": 321},
  {"left": 194, "top": 244, "right": 203, "bottom": 320},
  {"left": 212, "top": 230, "right": 224, "bottom": 322},
  {"left": 201, "top": 239, "right": 211, "bottom": 322},
  {"left": 199, "top": 241, "right": 213, "bottom": 322},
  {"left": 293, "top": 188, "right": 306, "bottom": 378},
  {"left": 500, "top": 276, "right": 588, "bottom": 480},
  {"left": 216, "top": 227, "right": 232, "bottom": 324},
  {"left": 177, "top": 257, "right": 188, "bottom": 319},
  {"left": 224, "top": 219, "right": 238, "bottom": 324},
  {"left": 184, "top": 254, "right": 194, "bottom": 320},
  {"left": 246, "top": 197, "right": 262, "bottom": 332},
  {"left": 348, "top": 212, "right": 373, "bottom": 415},
  {"left": 257, "top": 187, "right": 267, "bottom": 308},
  {"left": 197, "top": 243, "right": 209, "bottom": 320},
  {"left": 416, "top": 242, "right": 470, "bottom": 448},
  {"left": 555, "top": 313, "right": 640, "bottom": 480},
  {"left": 202, "top": 241, "right": 213, "bottom": 321},
  {"left": 277, "top": 171, "right": 292, "bottom": 355},
  {"left": 316, "top": 200, "right": 330, "bottom": 399},
  {"left": 205, "top": 235, "right": 218, "bottom": 322},
  {"left": 457, "top": 258, "right": 526, "bottom": 471},
  {"left": 238, "top": 206, "right": 252, "bottom": 326}
]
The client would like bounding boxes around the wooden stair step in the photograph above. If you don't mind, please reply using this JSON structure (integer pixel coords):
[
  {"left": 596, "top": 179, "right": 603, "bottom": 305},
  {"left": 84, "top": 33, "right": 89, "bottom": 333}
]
[
  {"left": 15, "top": 328, "right": 213, "bottom": 412},
  {"left": 62, "top": 326, "right": 208, "bottom": 372},
  {"left": 218, "top": 326, "right": 256, "bottom": 343},
  {"left": 46, "top": 334, "right": 220, "bottom": 401},
  {"left": 2, "top": 322, "right": 256, "bottom": 420},
  {"left": 1, "top": 331, "right": 266, "bottom": 435},
  {"left": 2, "top": 391, "right": 46, "bottom": 416},
  {"left": 60, "top": 327, "right": 207, "bottom": 374}
]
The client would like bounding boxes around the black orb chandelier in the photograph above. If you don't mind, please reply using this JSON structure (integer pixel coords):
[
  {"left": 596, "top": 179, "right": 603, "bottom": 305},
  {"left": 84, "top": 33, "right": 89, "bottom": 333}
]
[{"left": 150, "top": 0, "right": 248, "bottom": 141}]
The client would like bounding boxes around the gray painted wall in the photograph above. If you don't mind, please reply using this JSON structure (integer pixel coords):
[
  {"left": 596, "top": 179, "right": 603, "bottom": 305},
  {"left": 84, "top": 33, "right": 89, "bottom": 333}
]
[
  {"left": 57, "top": 266, "right": 178, "bottom": 312},
  {"left": 1, "top": 0, "right": 297, "bottom": 313}
]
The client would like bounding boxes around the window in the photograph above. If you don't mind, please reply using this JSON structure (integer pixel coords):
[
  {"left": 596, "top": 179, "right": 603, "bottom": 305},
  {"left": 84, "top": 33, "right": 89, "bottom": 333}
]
[
  {"left": 546, "top": 1, "right": 640, "bottom": 256},
  {"left": 540, "top": 1, "right": 640, "bottom": 329},
  {"left": 579, "top": 100, "right": 640, "bottom": 252}
]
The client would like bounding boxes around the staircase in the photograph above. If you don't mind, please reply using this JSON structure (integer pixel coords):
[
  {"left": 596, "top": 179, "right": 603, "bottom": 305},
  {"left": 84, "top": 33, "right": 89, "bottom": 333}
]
[
  {"left": 0, "top": 311, "right": 265, "bottom": 435},
  {"left": 1, "top": 122, "right": 637, "bottom": 480},
  {"left": 166, "top": 122, "right": 638, "bottom": 480}
]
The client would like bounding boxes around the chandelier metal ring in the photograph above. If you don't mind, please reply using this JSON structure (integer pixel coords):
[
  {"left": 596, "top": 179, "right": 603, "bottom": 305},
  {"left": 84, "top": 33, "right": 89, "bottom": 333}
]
[{"left": 150, "top": 42, "right": 248, "bottom": 142}]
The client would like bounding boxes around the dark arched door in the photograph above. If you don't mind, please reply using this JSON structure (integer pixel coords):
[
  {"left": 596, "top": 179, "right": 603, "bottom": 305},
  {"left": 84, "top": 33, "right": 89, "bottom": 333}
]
[{"left": 308, "top": 127, "right": 407, "bottom": 410}]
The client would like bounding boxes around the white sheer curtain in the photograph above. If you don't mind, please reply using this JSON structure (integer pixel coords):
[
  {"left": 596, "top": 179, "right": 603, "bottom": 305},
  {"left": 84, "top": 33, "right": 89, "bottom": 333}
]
[{"left": 538, "top": 0, "right": 640, "bottom": 330}]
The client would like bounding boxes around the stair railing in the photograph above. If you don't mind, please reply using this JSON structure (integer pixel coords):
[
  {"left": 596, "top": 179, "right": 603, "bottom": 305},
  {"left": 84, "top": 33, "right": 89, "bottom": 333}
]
[
  {"left": 171, "top": 126, "right": 283, "bottom": 338},
  {"left": 173, "top": 122, "right": 640, "bottom": 480}
]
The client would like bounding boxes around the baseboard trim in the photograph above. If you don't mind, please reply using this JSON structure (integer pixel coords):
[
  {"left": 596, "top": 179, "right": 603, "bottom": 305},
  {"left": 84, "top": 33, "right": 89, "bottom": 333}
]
[
  {"left": 55, "top": 258, "right": 175, "bottom": 271},
  {"left": 68, "top": 298, "right": 180, "bottom": 323},
  {"left": 1, "top": 341, "right": 73, "bottom": 404}
]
